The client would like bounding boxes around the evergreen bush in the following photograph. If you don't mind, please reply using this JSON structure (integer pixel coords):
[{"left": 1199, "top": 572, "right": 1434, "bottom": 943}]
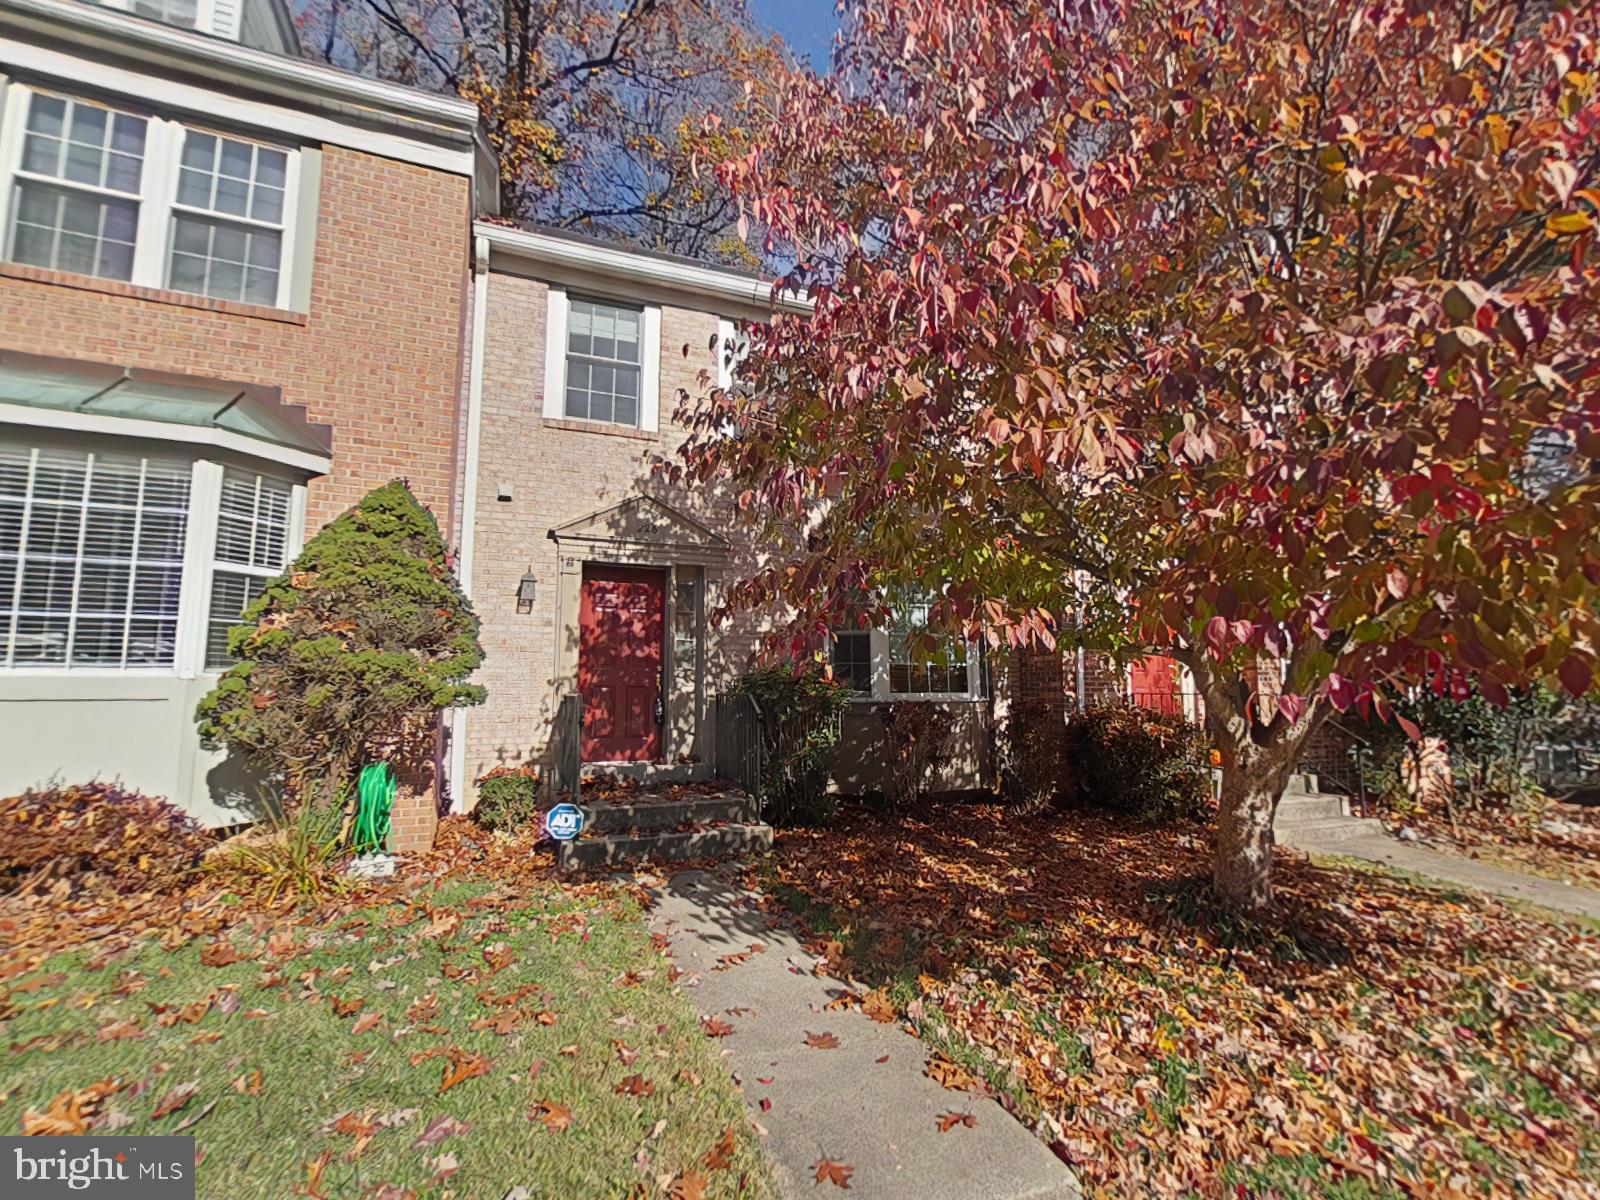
[{"left": 196, "top": 480, "right": 485, "bottom": 821}]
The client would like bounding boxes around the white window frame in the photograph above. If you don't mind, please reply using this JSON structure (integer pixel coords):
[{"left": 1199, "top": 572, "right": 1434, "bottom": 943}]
[
  {"left": 0, "top": 83, "right": 302, "bottom": 311},
  {"left": 541, "top": 284, "right": 661, "bottom": 432},
  {"left": 88, "top": 0, "right": 219, "bottom": 35},
  {"left": 827, "top": 627, "right": 984, "bottom": 703},
  {"left": 1, "top": 431, "right": 310, "bottom": 679}
]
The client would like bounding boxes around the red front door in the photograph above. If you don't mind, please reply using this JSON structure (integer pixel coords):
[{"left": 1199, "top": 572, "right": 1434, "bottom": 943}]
[
  {"left": 1130, "top": 655, "right": 1182, "bottom": 715},
  {"left": 578, "top": 565, "right": 665, "bottom": 762}
]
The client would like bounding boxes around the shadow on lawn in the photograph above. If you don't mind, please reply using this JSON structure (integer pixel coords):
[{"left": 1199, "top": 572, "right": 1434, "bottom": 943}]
[{"left": 757, "top": 800, "right": 1461, "bottom": 996}]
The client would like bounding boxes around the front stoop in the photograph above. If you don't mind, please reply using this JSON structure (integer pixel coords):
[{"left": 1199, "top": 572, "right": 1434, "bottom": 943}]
[
  {"left": 556, "top": 790, "right": 773, "bottom": 869},
  {"left": 1273, "top": 775, "right": 1386, "bottom": 844}
]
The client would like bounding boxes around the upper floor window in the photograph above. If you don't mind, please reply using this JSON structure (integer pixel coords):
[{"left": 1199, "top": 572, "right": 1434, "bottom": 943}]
[
  {"left": 1, "top": 88, "right": 301, "bottom": 310},
  {"left": 829, "top": 630, "right": 872, "bottom": 696},
  {"left": 565, "top": 298, "right": 643, "bottom": 427},
  {"left": 88, "top": 0, "right": 202, "bottom": 31},
  {"left": 542, "top": 287, "right": 661, "bottom": 432},
  {"left": 11, "top": 96, "right": 146, "bottom": 282},
  {"left": 170, "top": 132, "right": 288, "bottom": 305}
]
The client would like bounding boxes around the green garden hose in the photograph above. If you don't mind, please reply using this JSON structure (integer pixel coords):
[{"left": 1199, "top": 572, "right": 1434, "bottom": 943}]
[{"left": 352, "top": 762, "right": 396, "bottom": 853}]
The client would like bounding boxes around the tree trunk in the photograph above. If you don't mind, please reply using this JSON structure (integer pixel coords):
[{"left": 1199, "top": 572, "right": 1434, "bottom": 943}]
[
  {"left": 1212, "top": 752, "right": 1296, "bottom": 911},
  {"left": 1188, "top": 657, "right": 1323, "bottom": 912}
]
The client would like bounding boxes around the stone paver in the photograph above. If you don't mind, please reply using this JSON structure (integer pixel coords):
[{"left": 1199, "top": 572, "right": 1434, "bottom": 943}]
[
  {"left": 649, "top": 870, "right": 1080, "bottom": 1200},
  {"left": 1282, "top": 829, "right": 1600, "bottom": 920}
]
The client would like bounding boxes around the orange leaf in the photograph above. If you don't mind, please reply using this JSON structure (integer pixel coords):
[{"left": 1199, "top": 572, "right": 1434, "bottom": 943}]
[
  {"left": 151, "top": 1081, "right": 198, "bottom": 1120},
  {"left": 20, "top": 1079, "right": 122, "bottom": 1135},
  {"left": 702, "top": 1016, "right": 735, "bottom": 1038},
  {"left": 351, "top": 1011, "right": 384, "bottom": 1036},
  {"left": 813, "top": 1158, "right": 854, "bottom": 1189},
  {"left": 614, "top": 1073, "right": 655, "bottom": 1098},
  {"left": 703, "top": 1123, "right": 738, "bottom": 1171},
  {"left": 861, "top": 990, "right": 896, "bottom": 1023},
  {"left": 438, "top": 1050, "right": 492, "bottom": 1094},
  {"left": 529, "top": 1099, "right": 573, "bottom": 1131},
  {"left": 804, "top": 1030, "right": 841, "bottom": 1050},
  {"left": 936, "top": 1111, "right": 978, "bottom": 1132},
  {"left": 669, "top": 1172, "right": 709, "bottom": 1200}
]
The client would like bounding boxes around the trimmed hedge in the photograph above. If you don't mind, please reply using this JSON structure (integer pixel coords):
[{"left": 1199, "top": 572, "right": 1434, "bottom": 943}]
[{"left": 1062, "top": 704, "right": 1212, "bottom": 822}]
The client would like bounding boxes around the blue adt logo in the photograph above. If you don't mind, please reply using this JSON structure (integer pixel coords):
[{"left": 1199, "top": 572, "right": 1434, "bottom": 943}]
[{"left": 544, "top": 802, "right": 585, "bottom": 842}]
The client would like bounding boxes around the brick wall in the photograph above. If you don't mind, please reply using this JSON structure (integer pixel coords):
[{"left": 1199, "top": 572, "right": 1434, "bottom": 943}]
[
  {"left": 0, "top": 146, "right": 470, "bottom": 532},
  {"left": 0, "top": 146, "right": 473, "bottom": 852},
  {"left": 464, "top": 269, "right": 773, "bottom": 796}
]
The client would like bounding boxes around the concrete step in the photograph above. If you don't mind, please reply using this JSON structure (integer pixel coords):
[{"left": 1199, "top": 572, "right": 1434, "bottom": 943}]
[
  {"left": 580, "top": 762, "right": 714, "bottom": 784},
  {"left": 558, "top": 821, "right": 773, "bottom": 870},
  {"left": 1275, "top": 815, "right": 1386, "bottom": 844},
  {"left": 1285, "top": 771, "right": 1321, "bottom": 794},
  {"left": 1275, "top": 793, "right": 1349, "bottom": 822},
  {"left": 583, "top": 793, "right": 759, "bottom": 834}
]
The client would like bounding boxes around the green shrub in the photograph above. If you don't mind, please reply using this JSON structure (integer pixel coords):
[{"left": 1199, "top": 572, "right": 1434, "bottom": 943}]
[
  {"left": 204, "top": 798, "right": 349, "bottom": 908},
  {"left": 1062, "top": 704, "right": 1211, "bottom": 822},
  {"left": 195, "top": 480, "right": 486, "bottom": 821},
  {"left": 731, "top": 664, "right": 850, "bottom": 826},
  {"left": 472, "top": 765, "right": 543, "bottom": 833},
  {"left": 882, "top": 701, "right": 959, "bottom": 812}
]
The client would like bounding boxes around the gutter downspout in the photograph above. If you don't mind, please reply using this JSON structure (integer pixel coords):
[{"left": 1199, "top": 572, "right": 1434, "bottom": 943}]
[
  {"left": 448, "top": 233, "right": 491, "bottom": 813},
  {"left": 1076, "top": 645, "right": 1086, "bottom": 712}
]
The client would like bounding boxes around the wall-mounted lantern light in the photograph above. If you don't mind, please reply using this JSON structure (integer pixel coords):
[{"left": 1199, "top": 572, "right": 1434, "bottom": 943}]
[{"left": 517, "top": 568, "right": 537, "bottom": 613}]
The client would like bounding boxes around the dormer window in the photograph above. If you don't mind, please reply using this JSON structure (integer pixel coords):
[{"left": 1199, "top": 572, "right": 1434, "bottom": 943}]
[{"left": 88, "top": 0, "right": 202, "bottom": 31}]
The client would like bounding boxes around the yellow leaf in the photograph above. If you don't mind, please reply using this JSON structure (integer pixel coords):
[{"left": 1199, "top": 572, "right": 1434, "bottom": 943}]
[{"left": 1546, "top": 211, "right": 1593, "bottom": 236}]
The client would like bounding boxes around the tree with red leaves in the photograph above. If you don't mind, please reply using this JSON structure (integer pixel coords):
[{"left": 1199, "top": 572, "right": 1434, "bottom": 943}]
[{"left": 675, "top": 0, "right": 1600, "bottom": 909}]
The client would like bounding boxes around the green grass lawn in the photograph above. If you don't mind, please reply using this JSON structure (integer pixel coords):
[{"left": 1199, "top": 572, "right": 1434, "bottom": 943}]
[{"left": 1, "top": 876, "right": 773, "bottom": 1200}]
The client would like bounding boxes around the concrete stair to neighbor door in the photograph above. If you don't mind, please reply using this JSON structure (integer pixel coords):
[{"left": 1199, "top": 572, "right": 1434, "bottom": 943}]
[
  {"left": 1273, "top": 772, "right": 1387, "bottom": 845},
  {"left": 557, "top": 789, "right": 773, "bottom": 870}
]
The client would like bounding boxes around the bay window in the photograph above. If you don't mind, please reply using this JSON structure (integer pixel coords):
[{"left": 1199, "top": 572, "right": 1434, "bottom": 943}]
[
  {"left": 1, "top": 86, "right": 301, "bottom": 310},
  {"left": 0, "top": 436, "right": 303, "bottom": 674}
]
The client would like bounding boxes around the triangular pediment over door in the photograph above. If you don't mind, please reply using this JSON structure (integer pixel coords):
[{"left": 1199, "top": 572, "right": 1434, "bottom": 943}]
[{"left": 549, "top": 495, "right": 730, "bottom": 565}]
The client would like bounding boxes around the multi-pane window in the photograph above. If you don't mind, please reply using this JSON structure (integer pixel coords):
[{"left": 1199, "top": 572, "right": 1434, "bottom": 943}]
[
  {"left": 130, "top": 0, "right": 199, "bottom": 26},
  {"left": 205, "top": 469, "right": 293, "bottom": 668},
  {"left": 169, "top": 132, "right": 288, "bottom": 305},
  {"left": 2, "top": 86, "right": 298, "bottom": 308},
  {"left": 8, "top": 94, "right": 146, "bottom": 282},
  {"left": 0, "top": 444, "right": 190, "bottom": 668},
  {"left": 829, "top": 630, "right": 873, "bottom": 695},
  {"left": 565, "top": 298, "right": 643, "bottom": 426},
  {"left": 889, "top": 596, "right": 971, "bottom": 695}
]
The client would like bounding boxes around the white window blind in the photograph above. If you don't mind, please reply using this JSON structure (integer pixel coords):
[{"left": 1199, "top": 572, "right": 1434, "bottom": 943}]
[
  {"left": 0, "top": 443, "right": 190, "bottom": 668},
  {"left": 8, "top": 94, "right": 146, "bottom": 282},
  {"left": 205, "top": 469, "right": 292, "bottom": 668}
]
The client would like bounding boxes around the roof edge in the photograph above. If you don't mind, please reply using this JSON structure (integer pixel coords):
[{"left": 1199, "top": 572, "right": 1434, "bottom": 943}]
[
  {"left": 0, "top": 0, "right": 480, "bottom": 137},
  {"left": 477, "top": 221, "right": 813, "bottom": 316}
]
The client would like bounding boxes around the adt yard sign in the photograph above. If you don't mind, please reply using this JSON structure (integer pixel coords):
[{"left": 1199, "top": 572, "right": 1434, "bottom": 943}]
[{"left": 544, "top": 803, "right": 585, "bottom": 842}]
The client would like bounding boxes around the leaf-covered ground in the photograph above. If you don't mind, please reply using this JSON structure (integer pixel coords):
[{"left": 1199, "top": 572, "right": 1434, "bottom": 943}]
[
  {"left": 0, "top": 825, "right": 773, "bottom": 1200},
  {"left": 759, "top": 803, "right": 1600, "bottom": 1199}
]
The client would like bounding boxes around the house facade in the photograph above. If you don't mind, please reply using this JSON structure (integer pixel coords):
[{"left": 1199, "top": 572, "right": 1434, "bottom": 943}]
[
  {"left": 0, "top": 0, "right": 489, "bottom": 847},
  {"left": 449, "top": 223, "right": 996, "bottom": 807}
]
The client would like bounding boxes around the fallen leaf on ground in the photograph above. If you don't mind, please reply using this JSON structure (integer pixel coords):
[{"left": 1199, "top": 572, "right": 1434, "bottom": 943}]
[
  {"left": 703, "top": 1124, "right": 737, "bottom": 1171},
  {"left": 615, "top": 1073, "right": 654, "bottom": 1098},
  {"left": 862, "top": 990, "right": 896, "bottom": 1023},
  {"left": 438, "top": 1050, "right": 492, "bottom": 1094},
  {"left": 936, "top": 1111, "right": 978, "bottom": 1132},
  {"left": 805, "top": 1031, "right": 840, "bottom": 1050},
  {"left": 813, "top": 1158, "right": 854, "bottom": 1189},
  {"left": 529, "top": 1099, "right": 572, "bottom": 1131},
  {"left": 702, "top": 1016, "right": 735, "bottom": 1038},
  {"left": 925, "top": 1056, "right": 979, "bottom": 1091},
  {"left": 20, "top": 1079, "right": 123, "bottom": 1135},
  {"left": 668, "top": 1173, "right": 708, "bottom": 1200},
  {"left": 351, "top": 1011, "right": 384, "bottom": 1036},
  {"left": 151, "top": 1081, "right": 198, "bottom": 1120}
]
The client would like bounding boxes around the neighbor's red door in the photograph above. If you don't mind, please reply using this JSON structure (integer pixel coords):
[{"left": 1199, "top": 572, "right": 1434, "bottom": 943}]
[
  {"left": 1130, "top": 655, "right": 1182, "bottom": 715},
  {"left": 579, "top": 565, "right": 665, "bottom": 762}
]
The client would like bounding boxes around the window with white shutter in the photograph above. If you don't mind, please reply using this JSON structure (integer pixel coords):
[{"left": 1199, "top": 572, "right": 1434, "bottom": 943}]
[
  {"left": 205, "top": 469, "right": 293, "bottom": 668},
  {"left": 0, "top": 443, "right": 190, "bottom": 668}
]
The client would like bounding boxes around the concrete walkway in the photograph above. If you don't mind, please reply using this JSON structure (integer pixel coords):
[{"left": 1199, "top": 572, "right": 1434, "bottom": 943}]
[
  {"left": 649, "top": 870, "right": 1080, "bottom": 1200},
  {"left": 1281, "top": 828, "right": 1600, "bottom": 920}
]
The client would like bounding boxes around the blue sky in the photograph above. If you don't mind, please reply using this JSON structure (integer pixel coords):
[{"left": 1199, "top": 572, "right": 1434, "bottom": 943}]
[{"left": 750, "top": 0, "right": 840, "bottom": 72}]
